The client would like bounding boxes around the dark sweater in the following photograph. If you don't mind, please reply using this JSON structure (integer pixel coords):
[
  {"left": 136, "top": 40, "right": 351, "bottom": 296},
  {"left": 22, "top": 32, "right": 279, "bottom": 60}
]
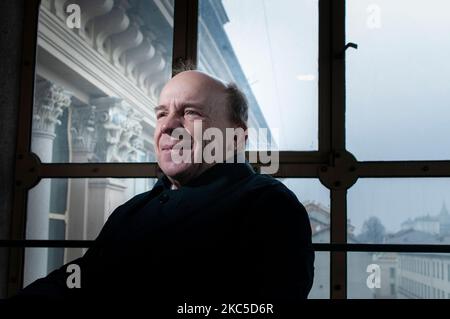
[{"left": 13, "top": 163, "right": 314, "bottom": 311}]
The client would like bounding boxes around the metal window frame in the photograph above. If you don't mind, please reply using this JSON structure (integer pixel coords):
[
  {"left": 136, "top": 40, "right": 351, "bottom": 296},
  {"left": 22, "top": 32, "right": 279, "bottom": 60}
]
[{"left": 6, "top": 0, "right": 450, "bottom": 299}]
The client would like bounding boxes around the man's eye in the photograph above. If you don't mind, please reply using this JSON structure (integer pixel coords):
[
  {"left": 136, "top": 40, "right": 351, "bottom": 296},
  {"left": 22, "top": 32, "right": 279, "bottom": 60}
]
[
  {"left": 156, "top": 112, "right": 167, "bottom": 119},
  {"left": 185, "top": 109, "right": 200, "bottom": 116}
]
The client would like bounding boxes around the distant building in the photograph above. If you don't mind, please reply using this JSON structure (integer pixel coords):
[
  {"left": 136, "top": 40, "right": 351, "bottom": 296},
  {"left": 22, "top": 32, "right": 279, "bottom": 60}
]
[
  {"left": 401, "top": 202, "right": 450, "bottom": 236},
  {"left": 397, "top": 253, "right": 450, "bottom": 299},
  {"left": 374, "top": 204, "right": 450, "bottom": 299},
  {"left": 304, "top": 201, "right": 372, "bottom": 299},
  {"left": 372, "top": 253, "right": 398, "bottom": 298}
]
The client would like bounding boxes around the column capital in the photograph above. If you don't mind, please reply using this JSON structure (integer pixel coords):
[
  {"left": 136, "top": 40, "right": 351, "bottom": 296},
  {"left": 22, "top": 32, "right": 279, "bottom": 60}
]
[
  {"left": 71, "top": 103, "right": 97, "bottom": 159},
  {"left": 33, "top": 78, "right": 71, "bottom": 135},
  {"left": 91, "top": 97, "right": 144, "bottom": 162}
]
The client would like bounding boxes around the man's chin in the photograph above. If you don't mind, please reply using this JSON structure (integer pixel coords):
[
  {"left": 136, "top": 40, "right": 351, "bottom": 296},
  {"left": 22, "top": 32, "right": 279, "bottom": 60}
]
[{"left": 159, "top": 161, "right": 194, "bottom": 179}]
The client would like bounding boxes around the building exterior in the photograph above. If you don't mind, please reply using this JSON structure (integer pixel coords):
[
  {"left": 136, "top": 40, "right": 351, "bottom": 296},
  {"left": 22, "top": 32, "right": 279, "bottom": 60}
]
[
  {"left": 372, "top": 203, "right": 450, "bottom": 299},
  {"left": 401, "top": 203, "right": 450, "bottom": 236},
  {"left": 304, "top": 201, "right": 373, "bottom": 299}
]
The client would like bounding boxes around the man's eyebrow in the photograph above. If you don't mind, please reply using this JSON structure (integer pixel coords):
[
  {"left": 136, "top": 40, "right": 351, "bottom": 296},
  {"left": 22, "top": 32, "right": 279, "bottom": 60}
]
[
  {"left": 154, "top": 105, "right": 167, "bottom": 112},
  {"left": 154, "top": 102, "right": 203, "bottom": 113},
  {"left": 182, "top": 102, "right": 203, "bottom": 109}
]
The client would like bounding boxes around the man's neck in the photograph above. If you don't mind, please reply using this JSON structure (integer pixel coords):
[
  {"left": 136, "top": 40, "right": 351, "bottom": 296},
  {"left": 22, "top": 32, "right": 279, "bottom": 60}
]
[{"left": 166, "top": 163, "right": 216, "bottom": 189}]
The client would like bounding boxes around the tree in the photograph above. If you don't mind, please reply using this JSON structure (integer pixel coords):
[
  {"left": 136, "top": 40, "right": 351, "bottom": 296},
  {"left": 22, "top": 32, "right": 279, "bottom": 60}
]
[{"left": 358, "top": 216, "right": 386, "bottom": 244}]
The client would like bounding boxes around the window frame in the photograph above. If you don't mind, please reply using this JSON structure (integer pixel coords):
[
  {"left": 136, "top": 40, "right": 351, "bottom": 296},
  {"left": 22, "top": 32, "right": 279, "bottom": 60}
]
[{"left": 6, "top": 0, "right": 450, "bottom": 299}]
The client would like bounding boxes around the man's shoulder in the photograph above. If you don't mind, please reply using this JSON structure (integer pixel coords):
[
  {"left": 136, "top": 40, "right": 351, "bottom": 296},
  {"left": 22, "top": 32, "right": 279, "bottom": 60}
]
[
  {"left": 241, "top": 173, "right": 300, "bottom": 204},
  {"left": 105, "top": 190, "right": 153, "bottom": 222}
]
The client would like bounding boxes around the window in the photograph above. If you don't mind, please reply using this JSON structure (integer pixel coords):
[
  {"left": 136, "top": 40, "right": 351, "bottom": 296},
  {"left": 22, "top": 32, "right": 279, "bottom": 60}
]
[
  {"left": 7, "top": 0, "right": 450, "bottom": 301},
  {"left": 346, "top": 0, "right": 450, "bottom": 161},
  {"left": 24, "top": 178, "right": 156, "bottom": 285},
  {"left": 448, "top": 264, "right": 450, "bottom": 281},
  {"left": 349, "top": 252, "right": 450, "bottom": 299},
  {"left": 390, "top": 267, "right": 395, "bottom": 279},
  {"left": 309, "top": 252, "right": 330, "bottom": 299},
  {"left": 31, "top": 0, "right": 174, "bottom": 164},
  {"left": 348, "top": 179, "right": 450, "bottom": 245},
  {"left": 198, "top": 0, "right": 319, "bottom": 151}
]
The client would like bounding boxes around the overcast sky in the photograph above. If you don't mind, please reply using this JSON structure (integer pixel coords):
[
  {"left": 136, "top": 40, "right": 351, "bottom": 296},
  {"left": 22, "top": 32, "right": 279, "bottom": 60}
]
[{"left": 220, "top": 0, "right": 450, "bottom": 235}]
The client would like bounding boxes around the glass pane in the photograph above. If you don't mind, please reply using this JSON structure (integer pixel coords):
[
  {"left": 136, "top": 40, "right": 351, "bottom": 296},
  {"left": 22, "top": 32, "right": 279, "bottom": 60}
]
[
  {"left": 309, "top": 252, "right": 330, "bottom": 299},
  {"left": 346, "top": 0, "right": 450, "bottom": 160},
  {"left": 24, "top": 178, "right": 156, "bottom": 285},
  {"left": 348, "top": 179, "right": 450, "bottom": 244},
  {"left": 280, "top": 179, "right": 330, "bottom": 243},
  {"left": 23, "top": 248, "right": 82, "bottom": 288},
  {"left": 348, "top": 252, "right": 450, "bottom": 299},
  {"left": 279, "top": 179, "right": 329, "bottom": 298},
  {"left": 48, "top": 219, "right": 66, "bottom": 273},
  {"left": 198, "top": 0, "right": 318, "bottom": 150},
  {"left": 32, "top": 0, "right": 174, "bottom": 163}
]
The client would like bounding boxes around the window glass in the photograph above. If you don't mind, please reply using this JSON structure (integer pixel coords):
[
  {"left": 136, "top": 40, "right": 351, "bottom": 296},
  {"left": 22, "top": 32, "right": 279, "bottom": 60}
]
[
  {"left": 280, "top": 179, "right": 330, "bottom": 243},
  {"left": 32, "top": 0, "right": 174, "bottom": 163},
  {"left": 346, "top": 0, "right": 450, "bottom": 160},
  {"left": 309, "top": 252, "right": 330, "bottom": 299},
  {"left": 198, "top": 0, "right": 319, "bottom": 150},
  {"left": 24, "top": 178, "right": 156, "bottom": 285},
  {"left": 348, "top": 179, "right": 450, "bottom": 245},
  {"left": 348, "top": 252, "right": 450, "bottom": 299}
]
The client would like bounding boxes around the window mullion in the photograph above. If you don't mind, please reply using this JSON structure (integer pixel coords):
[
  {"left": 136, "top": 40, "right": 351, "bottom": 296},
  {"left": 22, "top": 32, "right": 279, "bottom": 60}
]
[
  {"left": 329, "top": 0, "right": 347, "bottom": 299},
  {"left": 172, "top": 0, "right": 199, "bottom": 72},
  {"left": 8, "top": 0, "right": 40, "bottom": 297},
  {"left": 319, "top": 0, "right": 332, "bottom": 155}
]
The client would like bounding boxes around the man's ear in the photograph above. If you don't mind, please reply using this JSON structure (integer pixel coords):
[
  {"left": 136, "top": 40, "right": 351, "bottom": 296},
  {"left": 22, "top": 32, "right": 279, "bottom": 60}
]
[{"left": 233, "top": 124, "right": 248, "bottom": 152}]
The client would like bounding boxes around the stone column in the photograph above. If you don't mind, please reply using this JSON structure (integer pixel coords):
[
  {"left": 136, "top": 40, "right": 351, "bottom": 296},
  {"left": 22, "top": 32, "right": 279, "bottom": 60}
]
[
  {"left": 86, "top": 97, "right": 144, "bottom": 236},
  {"left": 66, "top": 103, "right": 96, "bottom": 262},
  {"left": 66, "top": 97, "right": 145, "bottom": 261},
  {"left": 24, "top": 79, "right": 71, "bottom": 286}
]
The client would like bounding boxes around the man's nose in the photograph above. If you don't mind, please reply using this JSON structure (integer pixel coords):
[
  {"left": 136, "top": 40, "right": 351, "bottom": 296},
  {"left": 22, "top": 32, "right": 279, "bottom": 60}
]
[{"left": 160, "top": 112, "right": 183, "bottom": 136}]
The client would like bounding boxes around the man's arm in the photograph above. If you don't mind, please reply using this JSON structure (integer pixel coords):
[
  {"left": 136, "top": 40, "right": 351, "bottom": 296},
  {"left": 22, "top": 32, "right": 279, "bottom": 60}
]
[
  {"left": 241, "top": 184, "right": 315, "bottom": 302},
  {"left": 8, "top": 189, "right": 151, "bottom": 304},
  {"left": 10, "top": 207, "right": 119, "bottom": 302}
]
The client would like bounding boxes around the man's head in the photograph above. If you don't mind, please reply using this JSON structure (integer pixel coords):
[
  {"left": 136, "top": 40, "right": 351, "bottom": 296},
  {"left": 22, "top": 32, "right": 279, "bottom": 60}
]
[{"left": 154, "top": 70, "right": 248, "bottom": 188}]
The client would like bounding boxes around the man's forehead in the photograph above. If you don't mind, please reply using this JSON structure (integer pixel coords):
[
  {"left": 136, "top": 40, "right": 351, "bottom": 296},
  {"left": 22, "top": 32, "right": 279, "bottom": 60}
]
[{"left": 159, "top": 71, "right": 226, "bottom": 104}]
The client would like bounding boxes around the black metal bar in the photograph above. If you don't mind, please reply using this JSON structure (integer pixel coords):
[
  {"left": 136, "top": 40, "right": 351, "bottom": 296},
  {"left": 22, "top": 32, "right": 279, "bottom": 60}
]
[
  {"left": 2, "top": 240, "right": 95, "bottom": 248},
  {"left": 357, "top": 161, "right": 450, "bottom": 177},
  {"left": 172, "top": 0, "right": 199, "bottom": 72},
  {"left": 8, "top": 0, "right": 41, "bottom": 298},
  {"left": 315, "top": 243, "right": 450, "bottom": 253},
  {"left": 3, "top": 240, "right": 450, "bottom": 253},
  {"left": 318, "top": 0, "right": 332, "bottom": 155}
]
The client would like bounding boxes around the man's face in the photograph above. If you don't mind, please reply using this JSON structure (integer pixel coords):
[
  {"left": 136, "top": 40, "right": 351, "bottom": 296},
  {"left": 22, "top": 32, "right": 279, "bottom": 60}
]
[{"left": 154, "top": 71, "right": 235, "bottom": 184}]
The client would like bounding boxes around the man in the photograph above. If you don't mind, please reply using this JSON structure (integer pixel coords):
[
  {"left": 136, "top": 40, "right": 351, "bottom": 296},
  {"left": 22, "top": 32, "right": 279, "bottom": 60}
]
[{"left": 13, "top": 70, "right": 314, "bottom": 309}]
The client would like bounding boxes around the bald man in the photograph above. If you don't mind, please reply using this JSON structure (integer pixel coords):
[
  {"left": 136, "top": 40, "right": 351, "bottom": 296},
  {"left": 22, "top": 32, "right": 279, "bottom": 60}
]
[{"left": 13, "top": 71, "right": 314, "bottom": 311}]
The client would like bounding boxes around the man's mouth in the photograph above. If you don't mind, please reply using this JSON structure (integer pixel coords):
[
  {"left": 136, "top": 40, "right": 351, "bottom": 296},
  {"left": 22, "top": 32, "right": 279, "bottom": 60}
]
[
  {"left": 161, "top": 145, "right": 174, "bottom": 151},
  {"left": 160, "top": 142, "right": 179, "bottom": 151}
]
